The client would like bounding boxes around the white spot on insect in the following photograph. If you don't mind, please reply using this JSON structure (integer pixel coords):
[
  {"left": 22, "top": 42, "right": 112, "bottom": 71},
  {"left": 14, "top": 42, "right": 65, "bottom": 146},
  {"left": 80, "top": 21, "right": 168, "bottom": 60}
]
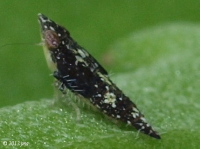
[
  {"left": 56, "top": 56, "right": 60, "bottom": 59},
  {"left": 148, "top": 130, "right": 153, "bottom": 134},
  {"left": 62, "top": 75, "right": 69, "bottom": 78},
  {"left": 75, "top": 55, "right": 88, "bottom": 66},
  {"left": 44, "top": 25, "right": 48, "bottom": 29},
  {"left": 97, "top": 94, "right": 102, "bottom": 97},
  {"left": 131, "top": 112, "right": 138, "bottom": 118},
  {"left": 140, "top": 117, "right": 147, "bottom": 122},
  {"left": 94, "top": 84, "right": 98, "bottom": 88},
  {"left": 58, "top": 33, "right": 61, "bottom": 37},
  {"left": 104, "top": 92, "right": 116, "bottom": 108},
  {"left": 49, "top": 26, "right": 55, "bottom": 31},
  {"left": 127, "top": 121, "right": 131, "bottom": 125},
  {"left": 39, "top": 15, "right": 47, "bottom": 23},
  {"left": 79, "top": 49, "right": 89, "bottom": 57},
  {"left": 96, "top": 105, "right": 100, "bottom": 109},
  {"left": 116, "top": 115, "right": 121, "bottom": 118},
  {"left": 62, "top": 41, "right": 65, "bottom": 45},
  {"left": 99, "top": 100, "right": 104, "bottom": 104},
  {"left": 90, "top": 66, "right": 95, "bottom": 72},
  {"left": 103, "top": 110, "right": 107, "bottom": 113},
  {"left": 138, "top": 123, "right": 143, "bottom": 126},
  {"left": 72, "top": 49, "right": 78, "bottom": 54},
  {"left": 112, "top": 103, "right": 116, "bottom": 108},
  {"left": 119, "top": 97, "right": 122, "bottom": 101},
  {"left": 78, "top": 49, "right": 87, "bottom": 58},
  {"left": 105, "top": 86, "right": 109, "bottom": 90},
  {"left": 146, "top": 123, "right": 150, "bottom": 127},
  {"left": 62, "top": 58, "right": 67, "bottom": 64},
  {"left": 66, "top": 44, "right": 70, "bottom": 49},
  {"left": 94, "top": 63, "right": 98, "bottom": 67},
  {"left": 97, "top": 72, "right": 112, "bottom": 85},
  {"left": 132, "top": 107, "right": 139, "bottom": 113}
]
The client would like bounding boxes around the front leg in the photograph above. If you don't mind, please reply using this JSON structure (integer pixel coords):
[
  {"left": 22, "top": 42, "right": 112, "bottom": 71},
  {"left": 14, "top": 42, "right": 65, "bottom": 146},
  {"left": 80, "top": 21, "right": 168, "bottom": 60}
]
[
  {"left": 53, "top": 71, "right": 81, "bottom": 122},
  {"left": 53, "top": 71, "right": 67, "bottom": 94}
]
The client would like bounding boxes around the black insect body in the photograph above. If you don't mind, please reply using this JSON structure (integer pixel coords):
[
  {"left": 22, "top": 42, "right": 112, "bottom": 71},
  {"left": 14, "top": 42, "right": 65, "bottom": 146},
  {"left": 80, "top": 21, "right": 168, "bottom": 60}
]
[{"left": 38, "top": 13, "right": 160, "bottom": 139}]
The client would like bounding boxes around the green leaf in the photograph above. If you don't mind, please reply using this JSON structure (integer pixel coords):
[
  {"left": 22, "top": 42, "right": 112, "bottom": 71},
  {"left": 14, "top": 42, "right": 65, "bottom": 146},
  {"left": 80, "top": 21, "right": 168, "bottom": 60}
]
[{"left": 1, "top": 23, "right": 200, "bottom": 148}]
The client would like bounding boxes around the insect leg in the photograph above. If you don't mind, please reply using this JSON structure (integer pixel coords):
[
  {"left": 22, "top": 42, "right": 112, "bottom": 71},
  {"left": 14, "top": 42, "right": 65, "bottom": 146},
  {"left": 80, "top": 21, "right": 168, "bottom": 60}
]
[{"left": 53, "top": 71, "right": 81, "bottom": 122}]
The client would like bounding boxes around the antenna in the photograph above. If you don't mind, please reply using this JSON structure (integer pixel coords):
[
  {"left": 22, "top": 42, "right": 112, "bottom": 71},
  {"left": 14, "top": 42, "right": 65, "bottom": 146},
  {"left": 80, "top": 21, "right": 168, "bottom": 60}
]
[{"left": 0, "top": 42, "right": 44, "bottom": 51}]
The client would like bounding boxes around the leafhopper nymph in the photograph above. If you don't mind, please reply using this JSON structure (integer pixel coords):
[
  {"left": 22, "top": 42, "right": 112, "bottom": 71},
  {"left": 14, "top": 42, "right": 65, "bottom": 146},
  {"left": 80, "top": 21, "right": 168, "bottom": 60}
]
[{"left": 38, "top": 13, "right": 160, "bottom": 139}]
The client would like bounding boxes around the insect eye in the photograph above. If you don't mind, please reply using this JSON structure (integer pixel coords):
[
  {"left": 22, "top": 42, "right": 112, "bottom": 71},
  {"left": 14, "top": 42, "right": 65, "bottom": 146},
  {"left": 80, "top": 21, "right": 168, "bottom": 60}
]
[{"left": 43, "top": 30, "right": 60, "bottom": 49}]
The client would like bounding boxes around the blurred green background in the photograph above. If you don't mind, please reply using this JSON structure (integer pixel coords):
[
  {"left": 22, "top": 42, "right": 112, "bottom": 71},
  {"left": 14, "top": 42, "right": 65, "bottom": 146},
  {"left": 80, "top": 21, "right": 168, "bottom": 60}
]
[
  {"left": 1, "top": 1, "right": 200, "bottom": 148},
  {"left": 0, "top": 0, "right": 200, "bottom": 107}
]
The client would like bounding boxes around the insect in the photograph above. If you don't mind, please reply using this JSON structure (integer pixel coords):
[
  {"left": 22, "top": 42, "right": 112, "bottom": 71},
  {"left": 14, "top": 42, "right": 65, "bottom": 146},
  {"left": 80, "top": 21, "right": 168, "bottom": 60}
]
[{"left": 38, "top": 13, "right": 161, "bottom": 139}]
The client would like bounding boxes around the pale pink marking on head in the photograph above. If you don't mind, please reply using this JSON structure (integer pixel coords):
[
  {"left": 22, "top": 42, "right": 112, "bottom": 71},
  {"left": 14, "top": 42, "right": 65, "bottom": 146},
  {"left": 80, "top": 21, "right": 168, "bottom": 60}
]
[{"left": 43, "top": 30, "right": 60, "bottom": 49}]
